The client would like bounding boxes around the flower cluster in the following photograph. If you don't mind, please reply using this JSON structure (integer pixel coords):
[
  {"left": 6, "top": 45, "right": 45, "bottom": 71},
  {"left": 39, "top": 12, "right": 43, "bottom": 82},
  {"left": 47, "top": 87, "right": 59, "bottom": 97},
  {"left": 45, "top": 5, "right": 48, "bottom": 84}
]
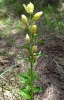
[{"left": 21, "top": 2, "right": 43, "bottom": 60}]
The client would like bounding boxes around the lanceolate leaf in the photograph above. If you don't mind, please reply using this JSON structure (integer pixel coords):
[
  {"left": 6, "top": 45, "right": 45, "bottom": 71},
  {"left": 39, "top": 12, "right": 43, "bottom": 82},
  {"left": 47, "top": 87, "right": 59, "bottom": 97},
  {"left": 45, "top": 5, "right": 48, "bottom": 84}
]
[
  {"left": 38, "top": 39, "right": 45, "bottom": 44},
  {"left": 20, "top": 45, "right": 29, "bottom": 49},
  {"left": 28, "top": 68, "right": 39, "bottom": 81},
  {"left": 17, "top": 57, "right": 30, "bottom": 62},
  {"left": 36, "top": 51, "right": 48, "bottom": 58},
  {"left": 20, "top": 88, "right": 31, "bottom": 99},
  {"left": 18, "top": 72, "right": 31, "bottom": 84},
  {"left": 33, "top": 85, "right": 43, "bottom": 93}
]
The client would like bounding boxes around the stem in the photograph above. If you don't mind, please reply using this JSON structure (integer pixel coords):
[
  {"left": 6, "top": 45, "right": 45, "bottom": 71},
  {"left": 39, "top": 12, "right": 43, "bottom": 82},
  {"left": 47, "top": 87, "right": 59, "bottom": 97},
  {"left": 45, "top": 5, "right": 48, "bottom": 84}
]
[
  {"left": 11, "top": 68, "right": 17, "bottom": 85},
  {"left": 29, "top": 15, "right": 34, "bottom": 99},
  {"left": 27, "top": 14, "right": 35, "bottom": 100},
  {"left": 30, "top": 58, "right": 33, "bottom": 100},
  {"left": 28, "top": 43, "right": 33, "bottom": 100}
]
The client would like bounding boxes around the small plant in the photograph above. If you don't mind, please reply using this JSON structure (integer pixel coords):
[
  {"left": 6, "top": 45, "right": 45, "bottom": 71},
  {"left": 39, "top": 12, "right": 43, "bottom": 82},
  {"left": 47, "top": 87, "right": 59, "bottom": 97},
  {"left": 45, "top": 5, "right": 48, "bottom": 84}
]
[{"left": 18, "top": 2, "right": 43, "bottom": 100}]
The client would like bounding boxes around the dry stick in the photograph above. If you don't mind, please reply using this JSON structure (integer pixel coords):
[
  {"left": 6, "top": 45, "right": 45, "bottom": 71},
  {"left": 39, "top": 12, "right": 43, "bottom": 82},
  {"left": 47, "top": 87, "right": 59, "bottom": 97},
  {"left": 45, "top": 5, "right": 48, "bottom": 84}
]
[
  {"left": 2, "top": 81, "right": 5, "bottom": 100},
  {"left": 0, "top": 62, "right": 22, "bottom": 77},
  {"left": 54, "top": 59, "right": 64, "bottom": 74},
  {"left": 11, "top": 67, "right": 17, "bottom": 85}
]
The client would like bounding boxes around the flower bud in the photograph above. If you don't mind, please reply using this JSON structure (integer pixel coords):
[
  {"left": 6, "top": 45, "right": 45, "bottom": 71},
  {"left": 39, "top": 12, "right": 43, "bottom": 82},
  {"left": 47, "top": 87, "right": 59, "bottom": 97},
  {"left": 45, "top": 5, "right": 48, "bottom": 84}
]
[
  {"left": 21, "top": 14, "right": 28, "bottom": 24},
  {"left": 32, "top": 46, "right": 37, "bottom": 52},
  {"left": 33, "top": 11, "right": 43, "bottom": 20},
  {"left": 33, "top": 55, "right": 37, "bottom": 60},
  {"left": 23, "top": 2, "right": 34, "bottom": 14},
  {"left": 31, "top": 25, "right": 37, "bottom": 34},
  {"left": 25, "top": 34, "right": 30, "bottom": 44},
  {"left": 23, "top": 49, "right": 30, "bottom": 56},
  {"left": 22, "top": 25, "right": 26, "bottom": 29}
]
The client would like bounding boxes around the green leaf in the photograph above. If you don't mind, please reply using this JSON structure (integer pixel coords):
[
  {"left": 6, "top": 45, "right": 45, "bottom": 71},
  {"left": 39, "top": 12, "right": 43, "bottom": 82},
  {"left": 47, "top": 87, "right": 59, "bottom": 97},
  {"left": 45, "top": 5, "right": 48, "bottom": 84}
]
[
  {"left": 20, "top": 88, "right": 31, "bottom": 99},
  {"left": 39, "top": 53, "right": 48, "bottom": 57},
  {"left": 17, "top": 57, "right": 29, "bottom": 62},
  {"left": 33, "top": 85, "right": 43, "bottom": 93},
  {"left": 18, "top": 72, "right": 31, "bottom": 84},
  {"left": 20, "top": 45, "right": 29, "bottom": 49},
  {"left": 18, "top": 73, "right": 29, "bottom": 83},
  {"left": 36, "top": 51, "right": 48, "bottom": 58},
  {"left": 38, "top": 39, "right": 45, "bottom": 44},
  {"left": 34, "top": 34, "right": 38, "bottom": 37},
  {"left": 28, "top": 68, "right": 39, "bottom": 81}
]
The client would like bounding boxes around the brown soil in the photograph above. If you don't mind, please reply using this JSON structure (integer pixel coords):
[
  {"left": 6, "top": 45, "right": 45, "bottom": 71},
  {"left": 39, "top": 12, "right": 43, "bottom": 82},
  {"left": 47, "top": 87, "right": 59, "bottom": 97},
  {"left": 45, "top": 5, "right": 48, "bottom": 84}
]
[{"left": 0, "top": 18, "right": 64, "bottom": 100}]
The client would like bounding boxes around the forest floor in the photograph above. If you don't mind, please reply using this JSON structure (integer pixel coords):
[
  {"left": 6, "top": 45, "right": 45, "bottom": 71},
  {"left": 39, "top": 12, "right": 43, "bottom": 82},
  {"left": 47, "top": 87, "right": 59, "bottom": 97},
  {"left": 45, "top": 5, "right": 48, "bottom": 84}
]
[{"left": 0, "top": 7, "right": 64, "bottom": 100}]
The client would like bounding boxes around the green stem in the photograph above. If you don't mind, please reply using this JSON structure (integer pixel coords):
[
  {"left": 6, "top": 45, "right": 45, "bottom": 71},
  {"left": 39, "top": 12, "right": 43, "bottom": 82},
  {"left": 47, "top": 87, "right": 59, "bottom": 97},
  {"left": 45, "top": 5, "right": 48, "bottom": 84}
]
[
  {"left": 28, "top": 43, "right": 33, "bottom": 100},
  {"left": 32, "top": 34, "right": 34, "bottom": 46},
  {"left": 30, "top": 58, "right": 33, "bottom": 100},
  {"left": 27, "top": 14, "right": 35, "bottom": 100}
]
